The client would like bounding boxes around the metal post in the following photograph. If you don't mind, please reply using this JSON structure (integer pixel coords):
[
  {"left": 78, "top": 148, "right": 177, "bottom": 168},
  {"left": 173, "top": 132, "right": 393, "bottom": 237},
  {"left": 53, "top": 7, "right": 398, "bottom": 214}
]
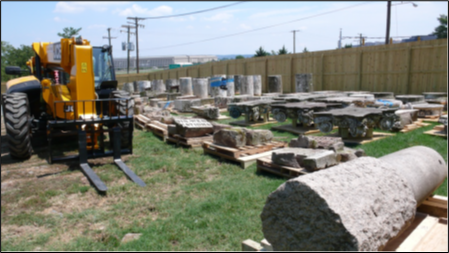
[
  {"left": 135, "top": 18, "right": 140, "bottom": 74},
  {"left": 127, "top": 26, "right": 130, "bottom": 74},
  {"left": 107, "top": 28, "right": 111, "bottom": 47},
  {"left": 385, "top": 1, "right": 391, "bottom": 45}
]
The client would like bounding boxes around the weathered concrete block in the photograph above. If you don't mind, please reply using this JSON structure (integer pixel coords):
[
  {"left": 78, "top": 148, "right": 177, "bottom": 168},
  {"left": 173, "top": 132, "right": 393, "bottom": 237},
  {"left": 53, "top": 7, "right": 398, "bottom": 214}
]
[
  {"left": 226, "top": 75, "right": 235, "bottom": 97},
  {"left": 244, "top": 129, "right": 273, "bottom": 146},
  {"left": 253, "top": 75, "right": 262, "bottom": 96},
  {"left": 179, "top": 77, "right": 193, "bottom": 96},
  {"left": 173, "top": 118, "right": 213, "bottom": 138},
  {"left": 193, "top": 78, "right": 208, "bottom": 98},
  {"left": 272, "top": 148, "right": 337, "bottom": 170},
  {"left": 268, "top": 75, "right": 283, "bottom": 93},
  {"left": 234, "top": 75, "right": 244, "bottom": 95},
  {"left": 295, "top": 73, "right": 313, "bottom": 92},
  {"left": 174, "top": 99, "right": 201, "bottom": 112},
  {"left": 213, "top": 128, "right": 246, "bottom": 148},
  {"left": 210, "top": 122, "right": 233, "bottom": 133},
  {"left": 289, "top": 134, "right": 344, "bottom": 151},
  {"left": 153, "top": 80, "right": 166, "bottom": 94},
  {"left": 242, "top": 76, "right": 254, "bottom": 96}
]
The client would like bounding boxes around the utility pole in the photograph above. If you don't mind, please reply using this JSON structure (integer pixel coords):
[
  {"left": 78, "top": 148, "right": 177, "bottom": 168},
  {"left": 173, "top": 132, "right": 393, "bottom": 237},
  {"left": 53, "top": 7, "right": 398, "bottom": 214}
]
[
  {"left": 291, "top": 30, "right": 300, "bottom": 54},
  {"left": 103, "top": 28, "right": 117, "bottom": 47},
  {"left": 121, "top": 25, "right": 135, "bottom": 74},
  {"left": 385, "top": 1, "right": 391, "bottom": 45},
  {"left": 357, "top": 33, "right": 363, "bottom": 47},
  {"left": 127, "top": 17, "right": 145, "bottom": 73},
  {"left": 338, "top": 28, "right": 342, "bottom": 49}
]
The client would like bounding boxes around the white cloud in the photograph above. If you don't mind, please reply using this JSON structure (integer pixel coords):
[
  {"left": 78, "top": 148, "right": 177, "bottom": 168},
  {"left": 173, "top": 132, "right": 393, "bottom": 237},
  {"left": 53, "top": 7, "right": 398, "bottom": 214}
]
[
  {"left": 116, "top": 4, "right": 172, "bottom": 17},
  {"left": 53, "top": 16, "right": 71, "bottom": 22},
  {"left": 240, "top": 24, "right": 252, "bottom": 30},
  {"left": 204, "top": 12, "right": 234, "bottom": 22},
  {"left": 249, "top": 7, "right": 310, "bottom": 19},
  {"left": 54, "top": 2, "right": 128, "bottom": 13}
]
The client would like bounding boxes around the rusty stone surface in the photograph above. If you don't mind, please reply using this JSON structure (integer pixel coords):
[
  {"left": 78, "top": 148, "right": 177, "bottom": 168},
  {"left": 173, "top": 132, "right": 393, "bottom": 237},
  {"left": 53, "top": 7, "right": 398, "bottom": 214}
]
[
  {"left": 289, "top": 134, "right": 344, "bottom": 151},
  {"left": 173, "top": 118, "right": 213, "bottom": 137},
  {"left": 213, "top": 128, "right": 246, "bottom": 148},
  {"left": 244, "top": 129, "right": 273, "bottom": 146},
  {"left": 271, "top": 148, "right": 338, "bottom": 170}
]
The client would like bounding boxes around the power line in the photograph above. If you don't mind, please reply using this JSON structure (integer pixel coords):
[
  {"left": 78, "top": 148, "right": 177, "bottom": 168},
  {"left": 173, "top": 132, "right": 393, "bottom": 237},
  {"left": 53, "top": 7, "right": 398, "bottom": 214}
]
[
  {"left": 139, "top": 2, "right": 373, "bottom": 52},
  {"left": 135, "top": 1, "right": 246, "bottom": 19}
]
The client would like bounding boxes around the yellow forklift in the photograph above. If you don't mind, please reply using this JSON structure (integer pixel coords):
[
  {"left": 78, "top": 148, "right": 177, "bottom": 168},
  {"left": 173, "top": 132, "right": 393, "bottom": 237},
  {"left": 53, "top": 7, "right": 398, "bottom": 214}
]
[{"left": 2, "top": 36, "right": 145, "bottom": 192}]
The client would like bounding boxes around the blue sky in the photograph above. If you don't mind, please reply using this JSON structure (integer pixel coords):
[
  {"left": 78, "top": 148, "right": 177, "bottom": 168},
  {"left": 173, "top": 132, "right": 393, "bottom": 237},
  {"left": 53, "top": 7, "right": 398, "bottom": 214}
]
[{"left": 1, "top": 1, "right": 447, "bottom": 58}]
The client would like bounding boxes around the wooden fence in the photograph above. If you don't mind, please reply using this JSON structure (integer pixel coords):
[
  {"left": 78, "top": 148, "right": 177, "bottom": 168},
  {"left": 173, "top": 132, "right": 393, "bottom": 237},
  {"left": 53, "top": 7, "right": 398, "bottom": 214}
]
[
  {"left": 2, "top": 39, "right": 446, "bottom": 95},
  {"left": 147, "top": 39, "right": 447, "bottom": 95}
]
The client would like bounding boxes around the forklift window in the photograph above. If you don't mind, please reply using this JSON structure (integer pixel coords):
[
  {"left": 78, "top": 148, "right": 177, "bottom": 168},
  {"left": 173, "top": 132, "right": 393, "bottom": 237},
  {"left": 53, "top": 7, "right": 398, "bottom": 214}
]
[{"left": 92, "top": 47, "right": 114, "bottom": 88}]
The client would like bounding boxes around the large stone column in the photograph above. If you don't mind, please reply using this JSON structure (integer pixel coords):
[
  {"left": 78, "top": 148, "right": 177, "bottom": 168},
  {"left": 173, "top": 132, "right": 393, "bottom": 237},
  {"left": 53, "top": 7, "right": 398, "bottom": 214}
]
[
  {"left": 295, "top": 73, "right": 313, "bottom": 92},
  {"left": 192, "top": 78, "right": 208, "bottom": 98},
  {"left": 242, "top": 76, "right": 254, "bottom": 96},
  {"left": 226, "top": 75, "right": 235, "bottom": 97},
  {"left": 268, "top": 75, "right": 283, "bottom": 93},
  {"left": 260, "top": 146, "right": 447, "bottom": 251},
  {"left": 253, "top": 75, "right": 262, "bottom": 96},
  {"left": 153, "top": 80, "right": 166, "bottom": 94},
  {"left": 234, "top": 75, "right": 244, "bottom": 95},
  {"left": 179, "top": 77, "right": 193, "bottom": 96}
]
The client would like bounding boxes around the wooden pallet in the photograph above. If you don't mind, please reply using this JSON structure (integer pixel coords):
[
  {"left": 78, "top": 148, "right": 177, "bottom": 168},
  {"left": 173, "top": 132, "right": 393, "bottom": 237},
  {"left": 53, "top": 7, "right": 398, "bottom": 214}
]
[
  {"left": 256, "top": 156, "right": 310, "bottom": 178},
  {"left": 271, "top": 124, "right": 338, "bottom": 135},
  {"left": 424, "top": 125, "right": 447, "bottom": 138},
  {"left": 167, "top": 134, "right": 213, "bottom": 148},
  {"left": 134, "top": 115, "right": 151, "bottom": 131},
  {"left": 202, "top": 141, "right": 287, "bottom": 159},
  {"left": 242, "top": 195, "right": 448, "bottom": 252},
  {"left": 230, "top": 118, "right": 278, "bottom": 127},
  {"left": 202, "top": 141, "right": 287, "bottom": 169},
  {"left": 326, "top": 132, "right": 395, "bottom": 145},
  {"left": 418, "top": 115, "right": 441, "bottom": 123},
  {"left": 147, "top": 124, "right": 168, "bottom": 141},
  {"left": 400, "top": 121, "right": 431, "bottom": 133}
]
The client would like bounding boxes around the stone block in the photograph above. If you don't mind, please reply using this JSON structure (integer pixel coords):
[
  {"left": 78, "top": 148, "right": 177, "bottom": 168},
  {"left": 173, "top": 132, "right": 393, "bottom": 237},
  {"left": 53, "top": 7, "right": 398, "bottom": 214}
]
[
  {"left": 173, "top": 118, "right": 213, "bottom": 137},
  {"left": 174, "top": 99, "right": 201, "bottom": 112},
  {"left": 167, "top": 124, "right": 177, "bottom": 135},
  {"left": 289, "top": 134, "right": 344, "bottom": 151},
  {"left": 244, "top": 129, "right": 273, "bottom": 146},
  {"left": 272, "top": 148, "right": 337, "bottom": 170},
  {"left": 200, "top": 97, "right": 215, "bottom": 106},
  {"left": 213, "top": 128, "right": 246, "bottom": 148},
  {"left": 210, "top": 122, "right": 233, "bottom": 133}
]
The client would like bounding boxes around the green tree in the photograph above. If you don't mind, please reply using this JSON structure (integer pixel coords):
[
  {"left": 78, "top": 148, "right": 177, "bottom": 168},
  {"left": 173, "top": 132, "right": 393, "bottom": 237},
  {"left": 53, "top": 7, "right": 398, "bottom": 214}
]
[
  {"left": 432, "top": 14, "right": 447, "bottom": 39},
  {"left": 254, "top": 46, "right": 270, "bottom": 57},
  {"left": 235, "top": 55, "right": 245, "bottom": 59},
  {"left": 270, "top": 50, "right": 277, "bottom": 56},
  {"left": 302, "top": 47, "right": 309, "bottom": 53},
  {"left": 344, "top": 44, "right": 353, "bottom": 48},
  {"left": 1, "top": 42, "right": 34, "bottom": 82},
  {"left": 57, "top": 27, "right": 82, "bottom": 39},
  {"left": 278, "top": 45, "right": 289, "bottom": 55}
]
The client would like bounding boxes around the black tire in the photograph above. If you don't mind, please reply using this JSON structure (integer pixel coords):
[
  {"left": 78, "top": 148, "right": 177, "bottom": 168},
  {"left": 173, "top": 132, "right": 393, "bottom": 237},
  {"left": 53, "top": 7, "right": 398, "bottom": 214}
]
[
  {"left": 3, "top": 92, "right": 33, "bottom": 159},
  {"left": 110, "top": 90, "right": 134, "bottom": 149}
]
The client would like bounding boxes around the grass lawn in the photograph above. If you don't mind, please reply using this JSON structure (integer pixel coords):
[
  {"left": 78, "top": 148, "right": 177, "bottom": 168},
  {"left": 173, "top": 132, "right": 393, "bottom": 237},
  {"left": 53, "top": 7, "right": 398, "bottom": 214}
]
[{"left": 1, "top": 113, "right": 447, "bottom": 251}]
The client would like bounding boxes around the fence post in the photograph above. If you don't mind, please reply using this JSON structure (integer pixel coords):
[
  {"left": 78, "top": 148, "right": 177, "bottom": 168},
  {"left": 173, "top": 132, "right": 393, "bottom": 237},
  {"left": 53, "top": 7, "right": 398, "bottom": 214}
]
[
  {"left": 290, "top": 56, "right": 295, "bottom": 92},
  {"left": 358, "top": 50, "right": 363, "bottom": 91},
  {"left": 320, "top": 54, "right": 324, "bottom": 90},
  {"left": 405, "top": 47, "right": 412, "bottom": 94}
]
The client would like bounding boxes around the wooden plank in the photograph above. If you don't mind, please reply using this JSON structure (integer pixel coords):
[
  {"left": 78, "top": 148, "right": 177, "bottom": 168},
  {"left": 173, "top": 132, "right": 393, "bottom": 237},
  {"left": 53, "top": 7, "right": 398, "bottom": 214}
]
[
  {"left": 271, "top": 124, "right": 337, "bottom": 135},
  {"left": 423, "top": 128, "right": 447, "bottom": 138},
  {"left": 230, "top": 119, "right": 278, "bottom": 127},
  {"left": 413, "top": 221, "right": 448, "bottom": 252},
  {"left": 395, "top": 214, "right": 439, "bottom": 252}
]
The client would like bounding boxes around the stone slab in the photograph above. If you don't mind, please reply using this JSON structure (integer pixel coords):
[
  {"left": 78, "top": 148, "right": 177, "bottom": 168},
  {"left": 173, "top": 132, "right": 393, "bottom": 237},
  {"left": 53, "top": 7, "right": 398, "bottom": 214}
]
[
  {"left": 173, "top": 118, "right": 213, "bottom": 138},
  {"left": 271, "top": 147, "right": 337, "bottom": 170},
  {"left": 271, "top": 124, "right": 323, "bottom": 135},
  {"left": 314, "top": 107, "right": 383, "bottom": 118},
  {"left": 230, "top": 119, "right": 277, "bottom": 127}
]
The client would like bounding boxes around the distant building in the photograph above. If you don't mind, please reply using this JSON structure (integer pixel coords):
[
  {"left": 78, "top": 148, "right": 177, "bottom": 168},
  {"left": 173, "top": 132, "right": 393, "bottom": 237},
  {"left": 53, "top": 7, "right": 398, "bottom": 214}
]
[
  {"left": 113, "top": 55, "right": 217, "bottom": 69},
  {"left": 350, "top": 35, "right": 438, "bottom": 48}
]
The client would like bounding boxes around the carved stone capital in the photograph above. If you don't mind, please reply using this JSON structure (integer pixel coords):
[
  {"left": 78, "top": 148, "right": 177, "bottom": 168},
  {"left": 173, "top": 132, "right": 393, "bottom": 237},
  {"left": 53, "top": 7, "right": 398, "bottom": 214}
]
[
  {"left": 314, "top": 116, "right": 334, "bottom": 133},
  {"left": 273, "top": 108, "right": 287, "bottom": 122}
]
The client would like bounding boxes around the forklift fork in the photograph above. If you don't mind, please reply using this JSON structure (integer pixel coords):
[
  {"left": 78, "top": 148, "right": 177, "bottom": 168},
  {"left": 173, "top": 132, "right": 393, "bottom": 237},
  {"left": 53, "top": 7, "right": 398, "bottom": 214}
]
[{"left": 78, "top": 127, "right": 146, "bottom": 192}]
